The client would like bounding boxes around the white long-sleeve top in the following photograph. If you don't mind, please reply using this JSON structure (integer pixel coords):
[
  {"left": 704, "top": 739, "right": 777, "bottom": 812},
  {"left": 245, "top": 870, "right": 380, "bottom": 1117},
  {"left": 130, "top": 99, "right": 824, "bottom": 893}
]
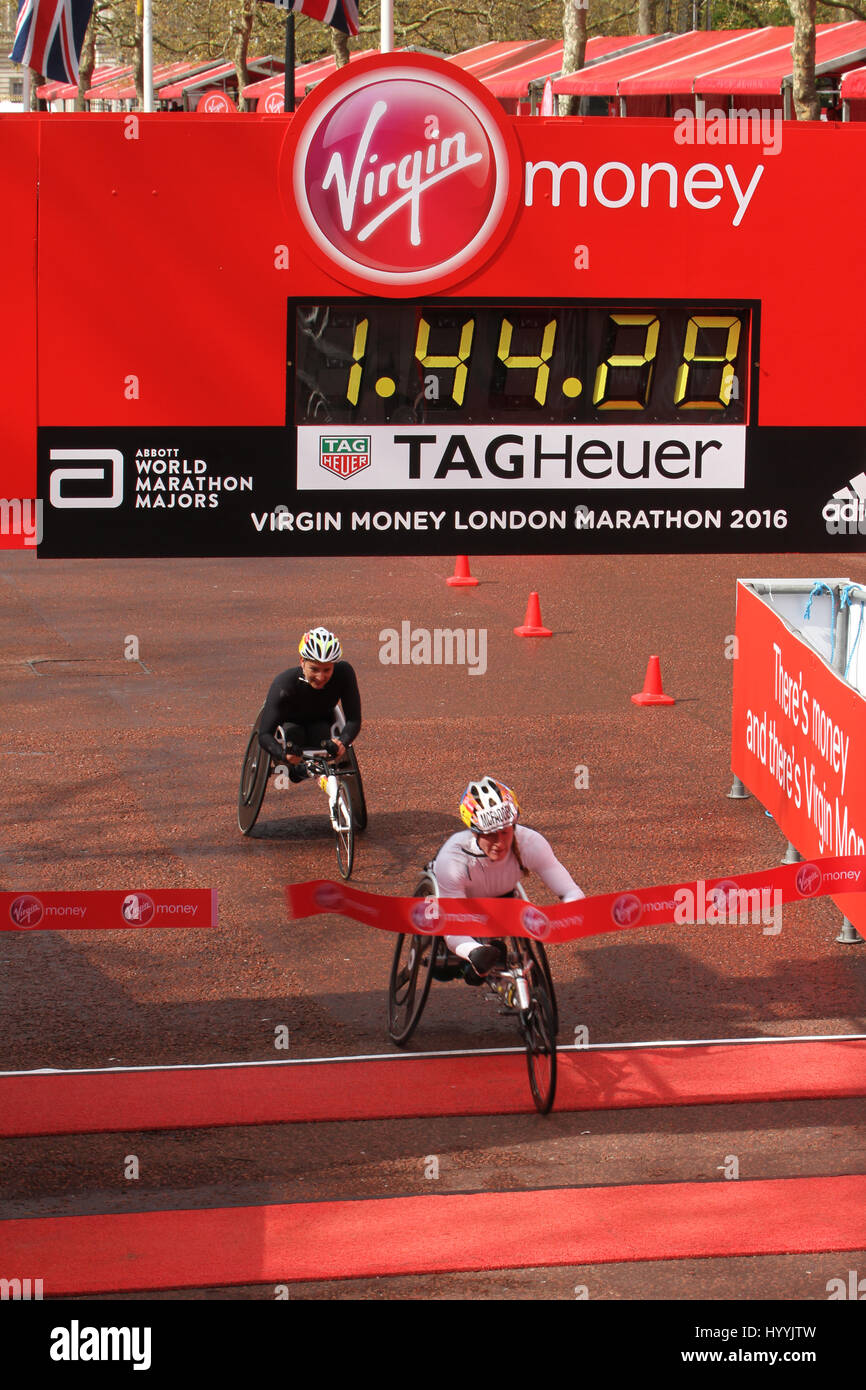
[{"left": 432, "top": 826, "right": 584, "bottom": 902}]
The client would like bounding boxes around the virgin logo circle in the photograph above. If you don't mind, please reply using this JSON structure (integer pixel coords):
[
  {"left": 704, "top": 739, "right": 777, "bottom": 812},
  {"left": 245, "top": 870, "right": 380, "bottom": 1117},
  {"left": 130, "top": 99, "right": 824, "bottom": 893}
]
[
  {"left": 122, "top": 893, "right": 155, "bottom": 925},
  {"left": 283, "top": 53, "right": 521, "bottom": 294},
  {"left": 197, "top": 90, "right": 236, "bottom": 114},
  {"left": 409, "top": 898, "right": 441, "bottom": 930},
  {"left": 795, "top": 863, "right": 822, "bottom": 897},
  {"left": 521, "top": 905, "right": 550, "bottom": 940},
  {"left": 313, "top": 883, "right": 344, "bottom": 911},
  {"left": 611, "top": 894, "right": 642, "bottom": 927},
  {"left": 9, "top": 894, "right": 43, "bottom": 928}
]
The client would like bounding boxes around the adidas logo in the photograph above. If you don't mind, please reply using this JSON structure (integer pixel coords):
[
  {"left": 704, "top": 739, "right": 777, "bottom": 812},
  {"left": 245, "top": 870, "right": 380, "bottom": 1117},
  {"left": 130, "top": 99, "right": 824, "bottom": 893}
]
[{"left": 823, "top": 472, "right": 866, "bottom": 534}]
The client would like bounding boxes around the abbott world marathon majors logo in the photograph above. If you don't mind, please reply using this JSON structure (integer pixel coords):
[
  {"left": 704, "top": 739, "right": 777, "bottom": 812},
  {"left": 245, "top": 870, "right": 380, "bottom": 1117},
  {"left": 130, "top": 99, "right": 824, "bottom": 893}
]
[{"left": 283, "top": 52, "right": 521, "bottom": 294}]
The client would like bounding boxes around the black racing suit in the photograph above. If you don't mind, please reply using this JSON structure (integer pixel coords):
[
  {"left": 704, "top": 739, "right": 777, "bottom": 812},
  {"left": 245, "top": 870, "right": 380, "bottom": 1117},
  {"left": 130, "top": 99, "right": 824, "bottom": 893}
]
[{"left": 257, "top": 662, "right": 362, "bottom": 763}]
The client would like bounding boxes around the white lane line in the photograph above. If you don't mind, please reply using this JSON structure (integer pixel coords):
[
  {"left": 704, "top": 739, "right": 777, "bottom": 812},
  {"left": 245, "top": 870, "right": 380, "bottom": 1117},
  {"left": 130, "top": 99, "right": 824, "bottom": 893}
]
[{"left": 2, "top": 1033, "right": 865, "bottom": 1078}]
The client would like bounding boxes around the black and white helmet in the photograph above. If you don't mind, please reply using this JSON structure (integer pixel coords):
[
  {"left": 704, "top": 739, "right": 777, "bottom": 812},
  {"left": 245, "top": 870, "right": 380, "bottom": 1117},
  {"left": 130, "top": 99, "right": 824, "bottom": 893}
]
[{"left": 298, "top": 627, "right": 342, "bottom": 662}]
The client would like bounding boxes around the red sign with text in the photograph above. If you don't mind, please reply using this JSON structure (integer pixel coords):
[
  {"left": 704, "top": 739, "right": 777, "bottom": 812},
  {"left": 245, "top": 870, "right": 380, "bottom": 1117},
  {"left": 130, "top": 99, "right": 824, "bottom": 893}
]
[
  {"left": 731, "top": 582, "right": 866, "bottom": 932},
  {"left": 1, "top": 889, "right": 218, "bottom": 931}
]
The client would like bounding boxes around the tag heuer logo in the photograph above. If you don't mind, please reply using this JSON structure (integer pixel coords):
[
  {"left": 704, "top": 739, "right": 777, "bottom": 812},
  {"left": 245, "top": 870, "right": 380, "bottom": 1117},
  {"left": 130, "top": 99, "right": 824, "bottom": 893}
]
[{"left": 319, "top": 436, "right": 371, "bottom": 479}]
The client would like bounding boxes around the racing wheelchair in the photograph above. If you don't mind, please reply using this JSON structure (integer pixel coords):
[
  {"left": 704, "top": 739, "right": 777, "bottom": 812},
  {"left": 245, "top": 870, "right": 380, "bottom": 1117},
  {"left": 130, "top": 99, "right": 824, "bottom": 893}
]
[
  {"left": 237, "top": 706, "right": 367, "bottom": 878},
  {"left": 387, "top": 867, "right": 559, "bottom": 1113}
]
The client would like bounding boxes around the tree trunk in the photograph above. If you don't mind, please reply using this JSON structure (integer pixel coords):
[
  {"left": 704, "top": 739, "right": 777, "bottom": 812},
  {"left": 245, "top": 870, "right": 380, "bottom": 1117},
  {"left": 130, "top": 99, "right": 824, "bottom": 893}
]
[
  {"left": 133, "top": 1, "right": 143, "bottom": 109},
  {"left": 332, "top": 30, "right": 350, "bottom": 67},
  {"left": 788, "top": 0, "right": 819, "bottom": 119},
  {"left": 232, "top": 1, "right": 256, "bottom": 112},
  {"left": 560, "top": 0, "right": 588, "bottom": 117},
  {"left": 638, "top": 0, "right": 656, "bottom": 34},
  {"left": 76, "top": 16, "right": 97, "bottom": 111}
]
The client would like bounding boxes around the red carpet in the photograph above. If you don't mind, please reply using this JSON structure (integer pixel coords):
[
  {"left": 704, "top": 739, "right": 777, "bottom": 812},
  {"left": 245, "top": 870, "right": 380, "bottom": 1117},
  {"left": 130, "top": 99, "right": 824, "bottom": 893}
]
[
  {"left": 2, "top": 1039, "right": 865, "bottom": 1135},
  {"left": 3, "top": 1173, "right": 866, "bottom": 1292}
]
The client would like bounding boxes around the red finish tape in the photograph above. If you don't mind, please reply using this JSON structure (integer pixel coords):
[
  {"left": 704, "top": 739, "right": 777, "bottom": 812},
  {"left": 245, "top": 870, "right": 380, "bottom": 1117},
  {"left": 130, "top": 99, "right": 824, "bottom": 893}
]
[{"left": 286, "top": 857, "right": 866, "bottom": 942}]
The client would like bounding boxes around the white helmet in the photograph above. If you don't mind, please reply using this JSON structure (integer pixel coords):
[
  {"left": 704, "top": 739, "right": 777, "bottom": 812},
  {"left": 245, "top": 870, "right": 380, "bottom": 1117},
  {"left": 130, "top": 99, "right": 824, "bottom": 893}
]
[
  {"left": 299, "top": 627, "right": 342, "bottom": 662},
  {"left": 459, "top": 776, "right": 520, "bottom": 834}
]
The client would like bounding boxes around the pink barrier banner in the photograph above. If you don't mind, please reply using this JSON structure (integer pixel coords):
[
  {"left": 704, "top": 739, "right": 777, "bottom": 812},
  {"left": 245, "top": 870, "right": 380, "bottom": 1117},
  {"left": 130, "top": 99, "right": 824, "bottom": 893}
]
[
  {"left": 287, "top": 857, "right": 866, "bottom": 943},
  {"left": 1, "top": 890, "right": 218, "bottom": 932}
]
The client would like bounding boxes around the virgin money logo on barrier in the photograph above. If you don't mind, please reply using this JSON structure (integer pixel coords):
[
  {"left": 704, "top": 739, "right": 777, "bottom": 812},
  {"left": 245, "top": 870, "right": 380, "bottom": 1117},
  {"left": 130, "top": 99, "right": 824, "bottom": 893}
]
[
  {"left": 710, "top": 879, "right": 741, "bottom": 912},
  {"left": 283, "top": 53, "right": 521, "bottom": 294},
  {"left": 409, "top": 898, "right": 441, "bottom": 930},
  {"left": 520, "top": 905, "right": 550, "bottom": 940},
  {"left": 796, "top": 863, "right": 823, "bottom": 897},
  {"left": 314, "top": 883, "right": 345, "bottom": 911},
  {"left": 612, "top": 893, "right": 642, "bottom": 927},
  {"left": 122, "top": 893, "right": 155, "bottom": 925},
  {"left": 9, "top": 895, "right": 43, "bottom": 928}
]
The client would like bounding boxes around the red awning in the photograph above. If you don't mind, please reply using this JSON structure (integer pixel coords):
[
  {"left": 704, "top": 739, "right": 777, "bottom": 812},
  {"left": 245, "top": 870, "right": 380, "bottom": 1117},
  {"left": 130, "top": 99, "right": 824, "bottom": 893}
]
[
  {"left": 159, "top": 57, "right": 282, "bottom": 102},
  {"left": 447, "top": 41, "right": 534, "bottom": 75},
  {"left": 90, "top": 60, "right": 223, "bottom": 102},
  {"left": 841, "top": 63, "right": 866, "bottom": 97},
  {"left": 483, "top": 34, "right": 664, "bottom": 98},
  {"left": 244, "top": 49, "right": 380, "bottom": 108},
  {"left": 618, "top": 28, "right": 781, "bottom": 95},
  {"left": 693, "top": 19, "right": 866, "bottom": 95},
  {"left": 553, "top": 30, "right": 753, "bottom": 96},
  {"left": 38, "top": 65, "right": 129, "bottom": 102}
]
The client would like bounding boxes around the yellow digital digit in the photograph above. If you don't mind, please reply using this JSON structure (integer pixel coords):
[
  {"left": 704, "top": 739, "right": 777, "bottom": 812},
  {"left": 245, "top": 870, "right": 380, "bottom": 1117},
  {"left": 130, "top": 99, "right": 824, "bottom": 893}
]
[
  {"left": 592, "top": 314, "right": 659, "bottom": 410},
  {"left": 496, "top": 317, "right": 557, "bottom": 405},
  {"left": 346, "top": 318, "right": 368, "bottom": 406},
  {"left": 674, "top": 316, "right": 742, "bottom": 409},
  {"left": 415, "top": 316, "right": 475, "bottom": 406}
]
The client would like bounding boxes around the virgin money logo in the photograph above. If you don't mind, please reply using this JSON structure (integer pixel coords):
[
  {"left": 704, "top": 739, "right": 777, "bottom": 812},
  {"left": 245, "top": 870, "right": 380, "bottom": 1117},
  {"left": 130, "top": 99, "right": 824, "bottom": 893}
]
[
  {"left": 9, "top": 895, "right": 43, "bottom": 928},
  {"left": 709, "top": 879, "right": 740, "bottom": 911},
  {"left": 520, "top": 905, "right": 550, "bottom": 940},
  {"left": 284, "top": 53, "right": 520, "bottom": 294},
  {"left": 612, "top": 894, "right": 642, "bottom": 927},
  {"left": 122, "top": 893, "right": 155, "bottom": 925},
  {"left": 796, "top": 863, "right": 822, "bottom": 897},
  {"left": 197, "top": 90, "right": 236, "bottom": 114},
  {"left": 409, "top": 898, "right": 441, "bottom": 930},
  {"left": 314, "top": 883, "right": 344, "bottom": 911}
]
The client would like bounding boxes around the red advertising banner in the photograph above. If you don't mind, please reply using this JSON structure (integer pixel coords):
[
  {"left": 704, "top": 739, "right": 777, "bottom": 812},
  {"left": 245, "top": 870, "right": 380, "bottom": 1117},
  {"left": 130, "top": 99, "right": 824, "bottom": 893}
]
[
  {"left": 732, "top": 582, "right": 866, "bottom": 932},
  {"left": 286, "top": 856, "right": 866, "bottom": 943},
  {"left": 1, "top": 890, "right": 218, "bottom": 931}
]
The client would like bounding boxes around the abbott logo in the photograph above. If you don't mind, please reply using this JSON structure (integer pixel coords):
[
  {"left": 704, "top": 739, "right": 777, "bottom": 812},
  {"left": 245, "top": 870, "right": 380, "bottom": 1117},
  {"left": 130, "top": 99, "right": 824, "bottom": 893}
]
[{"left": 49, "top": 449, "right": 123, "bottom": 509}]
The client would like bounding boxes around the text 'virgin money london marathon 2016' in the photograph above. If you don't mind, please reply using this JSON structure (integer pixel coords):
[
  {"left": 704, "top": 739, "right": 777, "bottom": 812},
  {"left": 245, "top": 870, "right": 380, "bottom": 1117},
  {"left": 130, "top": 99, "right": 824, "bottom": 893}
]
[{"left": 35, "top": 52, "right": 866, "bottom": 557}]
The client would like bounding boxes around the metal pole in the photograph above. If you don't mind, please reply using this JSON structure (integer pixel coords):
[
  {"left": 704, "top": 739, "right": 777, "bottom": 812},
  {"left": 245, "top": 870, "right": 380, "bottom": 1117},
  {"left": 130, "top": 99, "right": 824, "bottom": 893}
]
[
  {"left": 142, "top": 0, "right": 153, "bottom": 112},
  {"left": 284, "top": 12, "right": 295, "bottom": 113},
  {"left": 23, "top": 67, "right": 31, "bottom": 111},
  {"left": 381, "top": 0, "right": 394, "bottom": 53}
]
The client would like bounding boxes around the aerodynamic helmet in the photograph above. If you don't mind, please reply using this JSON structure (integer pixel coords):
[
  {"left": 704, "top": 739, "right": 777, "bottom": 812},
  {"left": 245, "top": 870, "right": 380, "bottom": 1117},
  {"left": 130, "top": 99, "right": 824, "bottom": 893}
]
[
  {"left": 459, "top": 776, "right": 520, "bottom": 834},
  {"left": 299, "top": 627, "right": 342, "bottom": 662}
]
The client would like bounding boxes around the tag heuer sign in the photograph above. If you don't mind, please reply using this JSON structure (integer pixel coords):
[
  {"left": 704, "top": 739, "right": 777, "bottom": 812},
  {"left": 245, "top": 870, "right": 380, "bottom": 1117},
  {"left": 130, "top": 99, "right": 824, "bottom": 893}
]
[{"left": 320, "top": 436, "right": 371, "bottom": 479}]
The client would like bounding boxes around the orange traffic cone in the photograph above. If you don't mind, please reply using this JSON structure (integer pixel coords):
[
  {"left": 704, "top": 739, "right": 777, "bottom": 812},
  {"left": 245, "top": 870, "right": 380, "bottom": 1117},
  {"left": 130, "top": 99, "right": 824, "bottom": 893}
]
[
  {"left": 631, "top": 655, "right": 675, "bottom": 705},
  {"left": 446, "top": 555, "right": 479, "bottom": 587},
  {"left": 514, "top": 591, "right": 552, "bottom": 637}
]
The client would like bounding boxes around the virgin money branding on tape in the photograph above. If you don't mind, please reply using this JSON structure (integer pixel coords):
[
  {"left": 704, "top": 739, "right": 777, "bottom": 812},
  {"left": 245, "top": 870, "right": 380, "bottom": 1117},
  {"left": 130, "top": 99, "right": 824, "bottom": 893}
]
[{"left": 298, "top": 426, "right": 745, "bottom": 490}]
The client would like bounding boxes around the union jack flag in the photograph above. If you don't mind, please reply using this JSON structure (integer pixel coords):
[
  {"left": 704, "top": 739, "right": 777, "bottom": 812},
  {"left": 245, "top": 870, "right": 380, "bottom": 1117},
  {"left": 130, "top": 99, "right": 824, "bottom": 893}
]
[
  {"left": 10, "top": 0, "right": 94, "bottom": 84},
  {"left": 263, "top": 0, "right": 360, "bottom": 40}
]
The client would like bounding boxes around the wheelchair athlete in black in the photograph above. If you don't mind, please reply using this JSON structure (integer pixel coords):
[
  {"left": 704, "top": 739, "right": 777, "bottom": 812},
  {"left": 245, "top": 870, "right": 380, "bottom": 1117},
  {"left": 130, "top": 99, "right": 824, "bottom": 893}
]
[{"left": 257, "top": 626, "right": 361, "bottom": 780}]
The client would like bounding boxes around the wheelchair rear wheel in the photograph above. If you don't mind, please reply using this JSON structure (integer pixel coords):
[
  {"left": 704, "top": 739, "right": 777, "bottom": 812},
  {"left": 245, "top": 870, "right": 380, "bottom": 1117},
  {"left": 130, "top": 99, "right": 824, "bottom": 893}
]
[{"left": 238, "top": 710, "right": 271, "bottom": 835}]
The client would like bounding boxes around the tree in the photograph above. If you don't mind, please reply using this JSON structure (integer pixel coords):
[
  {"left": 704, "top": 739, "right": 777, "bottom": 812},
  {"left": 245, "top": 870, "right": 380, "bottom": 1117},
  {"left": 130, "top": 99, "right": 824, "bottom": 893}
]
[
  {"left": 560, "top": 0, "right": 589, "bottom": 115},
  {"left": 788, "top": 0, "right": 820, "bottom": 116}
]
